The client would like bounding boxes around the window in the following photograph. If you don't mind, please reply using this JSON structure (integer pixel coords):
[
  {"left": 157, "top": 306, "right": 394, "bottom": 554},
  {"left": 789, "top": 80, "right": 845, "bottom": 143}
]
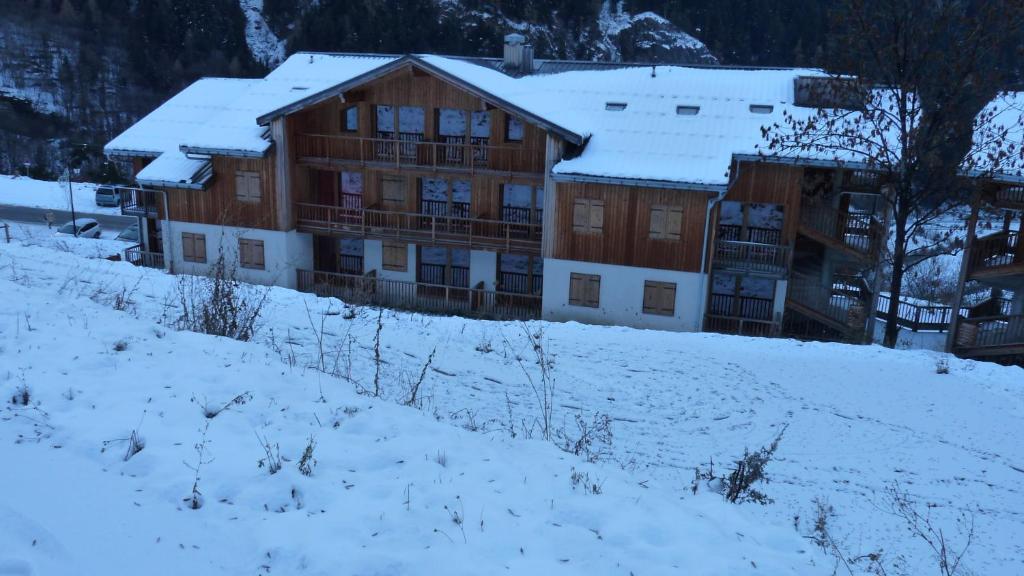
[
  {"left": 649, "top": 205, "right": 683, "bottom": 240},
  {"left": 569, "top": 273, "right": 600, "bottom": 308},
  {"left": 341, "top": 106, "right": 359, "bottom": 132},
  {"left": 339, "top": 171, "right": 363, "bottom": 209},
  {"left": 235, "top": 171, "right": 262, "bottom": 203},
  {"left": 505, "top": 115, "right": 524, "bottom": 142},
  {"left": 238, "top": 238, "right": 265, "bottom": 270},
  {"left": 676, "top": 105, "right": 700, "bottom": 116},
  {"left": 382, "top": 241, "right": 408, "bottom": 272},
  {"left": 642, "top": 281, "right": 676, "bottom": 316},
  {"left": 605, "top": 102, "right": 627, "bottom": 111},
  {"left": 182, "top": 232, "right": 207, "bottom": 263},
  {"left": 382, "top": 176, "right": 406, "bottom": 210},
  {"left": 749, "top": 104, "right": 774, "bottom": 114},
  {"left": 572, "top": 198, "right": 604, "bottom": 234}
]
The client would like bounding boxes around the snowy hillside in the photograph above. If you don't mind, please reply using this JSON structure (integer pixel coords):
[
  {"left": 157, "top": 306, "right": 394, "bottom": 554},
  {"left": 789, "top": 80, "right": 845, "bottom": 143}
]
[
  {"left": 0, "top": 242, "right": 818, "bottom": 575},
  {"left": 2, "top": 238, "right": 1023, "bottom": 574}
]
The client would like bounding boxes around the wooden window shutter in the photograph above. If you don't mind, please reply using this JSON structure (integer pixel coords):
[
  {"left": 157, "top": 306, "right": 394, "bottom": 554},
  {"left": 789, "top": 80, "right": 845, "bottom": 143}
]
[
  {"left": 643, "top": 281, "right": 676, "bottom": 316},
  {"left": 194, "top": 233, "right": 207, "bottom": 263},
  {"left": 182, "top": 232, "right": 195, "bottom": 262},
  {"left": 253, "top": 240, "right": 265, "bottom": 269},
  {"left": 649, "top": 206, "right": 666, "bottom": 238},
  {"left": 666, "top": 207, "right": 683, "bottom": 240},
  {"left": 586, "top": 274, "right": 601, "bottom": 307},
  {"left": 572, "top": 199, "right": 589, "bottom": 232},
  {"left": 589, "top": 200, "right": 604, "bottom": 232},
  {"left": 235, "top": 172, "right": 248, "bottom": 200},
  {"left": 249, "top": 172, "right": 262, "bottom": 201},
  {"left": 383, "top": 241, "right": 407, "bottom": 271},
  {"left": 238, "top": 239, "right": 249, "bottom": 267},
  {"left": 569, "top": 273, "right": 600, "bottom": 307}
]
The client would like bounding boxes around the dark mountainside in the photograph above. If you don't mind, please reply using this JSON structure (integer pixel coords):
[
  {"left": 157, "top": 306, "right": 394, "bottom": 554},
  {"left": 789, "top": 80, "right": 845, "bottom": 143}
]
[{"left": 0, "top": 0, "right": 837, "bottom": 180}]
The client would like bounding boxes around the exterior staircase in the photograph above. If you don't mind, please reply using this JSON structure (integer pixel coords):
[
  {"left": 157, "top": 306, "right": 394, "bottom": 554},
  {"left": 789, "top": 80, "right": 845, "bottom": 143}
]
[{"left": 784, "top": 273, "right": 870, "bottom": 342}]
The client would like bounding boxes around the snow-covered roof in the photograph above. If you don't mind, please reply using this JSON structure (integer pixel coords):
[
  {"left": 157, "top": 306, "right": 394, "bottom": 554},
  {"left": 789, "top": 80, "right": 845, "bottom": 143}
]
[
  {"left": 108, "top": 51, "right": 1024, "bottom": 191},
  {"left": 104, "top": 78, "right": 257, "bottom": 188},
  {"left": 180, "top": 53, "right": 398, "bottom": 156}
]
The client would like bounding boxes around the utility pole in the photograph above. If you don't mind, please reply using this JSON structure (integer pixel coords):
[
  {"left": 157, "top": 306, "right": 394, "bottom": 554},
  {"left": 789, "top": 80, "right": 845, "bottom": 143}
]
[{"left": 60, "top": 166, "right": 78, "bottom": 236}]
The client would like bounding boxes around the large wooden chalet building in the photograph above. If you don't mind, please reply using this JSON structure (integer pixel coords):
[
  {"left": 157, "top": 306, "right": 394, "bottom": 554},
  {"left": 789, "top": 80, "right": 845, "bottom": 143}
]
[{"left": 104, "top": 35, "right": 1020, "bottom": 357}]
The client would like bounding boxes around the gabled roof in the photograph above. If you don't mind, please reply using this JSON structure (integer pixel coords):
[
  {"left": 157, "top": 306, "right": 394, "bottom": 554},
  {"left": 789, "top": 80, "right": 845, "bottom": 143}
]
[{"left": 255, "top": 54, "right": 588, "bottom": 145}]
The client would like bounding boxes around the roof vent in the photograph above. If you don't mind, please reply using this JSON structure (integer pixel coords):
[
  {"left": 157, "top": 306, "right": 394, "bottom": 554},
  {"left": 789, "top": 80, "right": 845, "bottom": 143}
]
[
  {"left": 605, "top": 102, "right": 627, "bottom": 111},
  {"left": 749, "top": 104, "right": 774, "bottom": 114},
  {"left": 676, "top": 105, "right": 700, "bottom": 116},
  {"left": 503, "top": 33, "right": 534, "bottom": 77}
]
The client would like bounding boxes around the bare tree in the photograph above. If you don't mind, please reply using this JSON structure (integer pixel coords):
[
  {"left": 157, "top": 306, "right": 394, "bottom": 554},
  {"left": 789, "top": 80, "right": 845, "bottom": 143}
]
[{"left": 763, "top": 0, "right": 1024, "bottom": 346}]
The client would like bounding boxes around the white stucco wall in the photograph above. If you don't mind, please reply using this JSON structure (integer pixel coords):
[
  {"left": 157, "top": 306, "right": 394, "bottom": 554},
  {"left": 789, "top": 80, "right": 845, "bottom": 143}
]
[
  {"left": 470, "top": 250, "right": 497, "bottom": 290},
  {"left": 162, "top": 221, "right": 312, "bottom": 288},
  {"left": 542, "top": 258, "right": 706, "bottom": 331}
]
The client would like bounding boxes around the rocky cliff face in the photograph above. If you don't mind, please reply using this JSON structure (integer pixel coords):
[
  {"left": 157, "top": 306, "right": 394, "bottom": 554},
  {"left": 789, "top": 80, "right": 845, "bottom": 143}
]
[{"left": 0, "top": 0, "right": 713, "bottom": 179}]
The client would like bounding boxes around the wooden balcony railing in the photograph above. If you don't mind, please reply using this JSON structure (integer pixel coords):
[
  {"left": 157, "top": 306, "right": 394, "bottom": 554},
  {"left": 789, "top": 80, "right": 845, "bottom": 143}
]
[
  {"left": 498, "top": 271, "right": 543, "bottom": 295},
  {"left": 296, "top": 269, "right": 541, "bottom": 320},
  {"left": 704, "top": 314, "right": 780, "bottom": 337},
  {"left": 713, "top": 239, "right": 791, "bottom": 275},
  {"left": 955, "top": 314, "right": 1024, "bottom": 351},
  {"left": 418, "top": 263, "right": 469, "bottom": 288},
  {"left": 420, "top": 199, "right": 471, "bottom": 219},
  {"left": 717, "top": 224, "right": 782, "bottom": 246},
  {"left": 996, "top": 185, "right": 1024, "bottom": 206},
  {"left": 968, "top": 231, "right": 1021, "bottom": 275},
  {"left": 294, "top": 133, "right": 544, "bottom": 174},
  {"left": 124, "top": 244, "right": 165, "bottom": 269},
  {"left": 708, "top": 293, "right": 774, "bottom": 321},
  {"left": 875, "top": 293, "right": 958, "bottom": 332},
  {"left": 295, "top": 202, "right": 542, "bottom": 254},
  {"left": 799, "top": 206, "right": 881, "bottom": 255},
  {"left": 339, "top": 254, "right": 364, "bottom": 275}
]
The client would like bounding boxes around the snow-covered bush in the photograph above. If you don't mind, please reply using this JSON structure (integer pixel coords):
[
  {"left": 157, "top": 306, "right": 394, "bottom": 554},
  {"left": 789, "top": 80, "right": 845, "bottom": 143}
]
[{"left": 174, "top": 255, "right": 268, "bottom": 342}]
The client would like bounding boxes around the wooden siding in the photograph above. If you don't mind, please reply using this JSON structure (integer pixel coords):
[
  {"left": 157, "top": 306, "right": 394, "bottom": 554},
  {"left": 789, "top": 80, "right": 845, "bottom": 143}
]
[
  {"left": 553, "top": 181, "right": 712, "bottom": 272},
  {"left": 163, "top": 156, "right": 280, "bottom": 230},
  {"left": 288, "top": 64, "right": 547, "bottom": 175},
  {"left": 723, "top": 161, "right": 805, "bottom": 246},
  {"left": 296, "top": 164, "right": 542, "bottom": 222}
]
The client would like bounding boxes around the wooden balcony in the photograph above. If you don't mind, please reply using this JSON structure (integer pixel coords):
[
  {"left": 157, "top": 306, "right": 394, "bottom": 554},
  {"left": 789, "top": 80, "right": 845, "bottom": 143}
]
[
  {"left": 296, "top": 269, "right": 541, "bottom": 320},
  {"left": 704, "top": 314, "right": 780, "bottom": 337},
  {"left": 712, "top": 239, "right": 791, "bottom": 276},
  {"left": 124, "top": 244, "right": 165, "bottom": 269},
  {"left": 968, "top": 231, "right": 1023, "bottom": 279},
  {"left": 120, "top": 187, "right": 160, "bottom": 218},
  {"left": 294, "top": 133, "right": 545, "bottom": 176},
  {"left": 295, "top": 202, "right": 542, "bottom": 255},
  {"left": 954, "top": 314, "right": 1024, "bottom": 359},
  {"left": 799, "top": 206, "right": 882, "bottom": 259}
]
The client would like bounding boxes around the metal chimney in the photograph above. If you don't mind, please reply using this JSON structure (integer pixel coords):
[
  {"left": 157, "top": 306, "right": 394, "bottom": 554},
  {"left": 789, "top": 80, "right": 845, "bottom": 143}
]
[{"left": 503, "top": 33, "right": 533, "bottom": 76}]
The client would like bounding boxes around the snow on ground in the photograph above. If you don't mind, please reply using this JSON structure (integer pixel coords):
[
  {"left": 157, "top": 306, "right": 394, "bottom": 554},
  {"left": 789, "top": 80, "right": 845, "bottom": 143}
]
[
  {"left": 0, "top": 175, "right": 119, "bottom": 215},
  {"left": 0, "top": 243, "right": 821, "bottom": 575},
  {"left": 3, "top": 241, "right": 1024, "bottom": 575},
  {"left": 0, "top": 219, "right": 127, "bottom": 259},
  {"left": 239, "top": 0, "right": 286, "bottom": 68}
]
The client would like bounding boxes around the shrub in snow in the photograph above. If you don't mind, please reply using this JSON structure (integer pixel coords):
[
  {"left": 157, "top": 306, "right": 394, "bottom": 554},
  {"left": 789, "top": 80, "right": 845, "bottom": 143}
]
[
  {"left": 691, "top": 426, "right": 786, "bottom": 505},
  {"left": 9, "top": 383, "right": 31, "bottom": 406},
  {"left": 297, "top": 436, "right": 317, "bottom": 477},
  {"left": 723, "top": 427, "right": 785, "bottom": 505},
  {"left": 174, "top": 255, "right": 268, "bottom": 342},
  {"left": 570, "top": 467, "right": 603, "bottom": 495},
  {"left": 256, "top": 431, "right": 282, "bottom": 475},
  {"left": 936, "top": 357, "right": 950, "bottom": 374},
  {"left": 404, "top": 346, "right": 436, "bottom": 408},
  {"left": 113, "top": 340, "right": 128, "bottom": 352},
  {"left": 559, "top": 412, "right": 613, "bottom": 463},
  {"left": 184, "top": 422, "right": 213, "bottom": 510},
  {"left": 197, "top": 391, "right": 253, "bottom": 419},
  {"left": 124, "top": 428, "right": 145, "bottom": 461}
]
